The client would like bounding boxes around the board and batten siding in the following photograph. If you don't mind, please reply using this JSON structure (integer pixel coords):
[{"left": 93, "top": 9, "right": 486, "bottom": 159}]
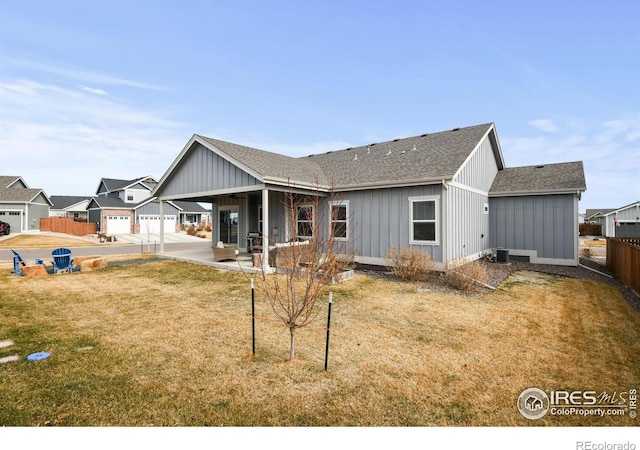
[
  {"left": 604, "top": 202, "right": 640, "bottom": 237},
  {"left": 446, "top": 187, "right": 490, "bottom": 265},
  {"left": 27, "top": 200, "right": 50, "bottom": 231},
  {"left": 159, "top": 143, "right": 261, "bottom": 199},
  {"left": 446, "top": 134, "right": 500, "bottom": 265},
  {"left": 338, "top": 184, "right": 443, "bottom": 265},
  {"left": 136, "top": 201, "right": 179, "bottom": 216},
  {"left": 453, "top": 136, "right": 500, "bottom": 192},
  {"left": 489, "top": 194, "right": 579, "bottom": 265}
]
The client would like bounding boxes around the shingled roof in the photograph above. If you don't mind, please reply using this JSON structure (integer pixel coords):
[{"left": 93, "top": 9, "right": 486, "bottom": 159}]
[
  {"left": 50, "top": 196, "right": 90, "bottom": 210},
  {"left": 195, "top": 123, "right": 498, "bottom": 189},
  {"left": 308, "top": 123, "right": 497, "bottom": 188},
  {"left": 196, "top": 135, "right": 328, "bottom": 186},
  {"left": 489, "top": 161, "right": 586, "bottom": 196},
  {"left": 98, "top": 176, "right": 157, "bottom": 194},
  {"left": 0, "top": 175, "right": 51, "bottom": 204}
]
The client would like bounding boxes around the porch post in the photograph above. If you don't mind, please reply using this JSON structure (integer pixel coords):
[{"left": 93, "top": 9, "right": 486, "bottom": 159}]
[
  {"left": 159, "top": 199, "right": 165, "bottom": 254},
  {"left": 262, "top": 189, "right": 270, "bottom": 271}
]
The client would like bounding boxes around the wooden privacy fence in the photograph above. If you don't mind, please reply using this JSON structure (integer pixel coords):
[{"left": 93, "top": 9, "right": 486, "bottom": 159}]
[
  {"left": 579, "top": 223, "right": 602, "bottom": 236},
  {"left": 606, "top": 237, "right": 640, "bottom": 295},
  {"left": 40, "top": 217, "right": 97, "bottom": 236}
]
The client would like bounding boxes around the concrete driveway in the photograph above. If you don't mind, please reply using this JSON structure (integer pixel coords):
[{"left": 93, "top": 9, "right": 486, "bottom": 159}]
[{"left": 113, "top": 232, "right": 208, "bottom": 244}]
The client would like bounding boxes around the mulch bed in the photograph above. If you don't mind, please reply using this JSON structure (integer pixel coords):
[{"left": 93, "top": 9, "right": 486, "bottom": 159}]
[{"left": 356, "top": 257, "right": 640, "bottom": 313}]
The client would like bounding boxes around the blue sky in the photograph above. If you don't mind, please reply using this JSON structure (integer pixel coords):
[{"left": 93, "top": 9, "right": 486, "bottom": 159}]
[{"left": 1, "top": 0, "right": 638, "bottom": 213}]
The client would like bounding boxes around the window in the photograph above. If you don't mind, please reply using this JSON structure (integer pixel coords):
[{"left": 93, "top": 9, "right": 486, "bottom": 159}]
[
  {"left": 409, "top": 196, "right": 438, "bottom": 244},
  {"left": 329, "top": 200, "right": 348, "bottom": 240},
  {"left": 125, "top": 190, "right": 134, "bottom": 202},
  {"left": 296, "top": 205, "right": 314, "bottom": 239},
  {"left": 258, "top": 206, "right": 263, "bottom": 234}
]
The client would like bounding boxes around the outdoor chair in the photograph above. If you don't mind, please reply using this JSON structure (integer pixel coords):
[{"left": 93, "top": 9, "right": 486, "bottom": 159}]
[
  {"left": 211, "top": 242, "right": 239, "bottom": 262},
  {"left": 51, "top": 248, "right": 74, "bottom": 274},
  {"left": 11, "top": 249, "right": 45, "bottom": 276}
]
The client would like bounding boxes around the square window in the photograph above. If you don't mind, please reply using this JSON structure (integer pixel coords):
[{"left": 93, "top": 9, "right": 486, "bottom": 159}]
[{"left": 409, "top": 196, "right": 438, "bottom": 244}]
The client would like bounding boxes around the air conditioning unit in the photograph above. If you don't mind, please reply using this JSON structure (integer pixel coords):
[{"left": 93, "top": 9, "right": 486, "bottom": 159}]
[{"left": 496, "top": 248, "right": 510, "bottom": 264}]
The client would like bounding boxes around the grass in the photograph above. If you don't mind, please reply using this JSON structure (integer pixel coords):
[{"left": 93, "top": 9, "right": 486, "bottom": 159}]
[
  {"left": 0, "top": 234, "right": 103, "bottom": 249},
  {"left": 582, "top": 239, "right": 607, "bottom": 248},
  {"left": 1, "top": 260, "right": 638, "bottom": 426}
]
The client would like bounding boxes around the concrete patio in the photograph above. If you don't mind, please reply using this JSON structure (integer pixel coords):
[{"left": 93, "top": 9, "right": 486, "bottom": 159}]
[
  {"left": 159, "top": 245, "right": 355, "bottom": 282},
  {"left": 160, "top": 245, "right": 264, "bottom": 274}
]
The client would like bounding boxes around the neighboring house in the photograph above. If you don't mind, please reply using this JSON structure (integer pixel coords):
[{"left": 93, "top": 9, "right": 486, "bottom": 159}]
[
  {"left": 49, "top": 196, "right": 91, "bottom": 221},
  {"left": 87, "top": 176, "right": 208, "bottom": 235},
  {"left": 598, "top": 201, "right": 640, "bottom": 238},
  {"left": 0, "top": 175, "right": 52, "bottom": 233},
  {"left": 584, "top": 208, "right": 615, "bottom": 228},
  {"left": 151, "top": 123, "right": 587, "bottom": 267},
  {"left": 172, "top": 200, "right": 211, "bottom": 227}
]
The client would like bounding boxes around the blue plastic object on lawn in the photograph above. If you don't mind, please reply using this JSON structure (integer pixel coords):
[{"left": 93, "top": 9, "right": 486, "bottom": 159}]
[
  {"left": 11, "top": 249, "right": 26, "bottom": 276},
  {"left": 27, "top": 352, "right": 50, "bottom": 361},
  {"left": 51, "top": 248, "right": 74, "bottom": 274},
  {"left": 11, "top": 249, "right": 45, "bottom": 276}
]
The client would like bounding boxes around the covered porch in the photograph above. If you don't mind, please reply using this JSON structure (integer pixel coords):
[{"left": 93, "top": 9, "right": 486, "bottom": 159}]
[
  {"left": 160, "top": 244, "right": 263, "bottom": 274},
  {"left": 156, "top": 186, "right": 326, "bottom": 272},
  {"left": 150, "top": 133, "right": 330, "bottom": 272}
]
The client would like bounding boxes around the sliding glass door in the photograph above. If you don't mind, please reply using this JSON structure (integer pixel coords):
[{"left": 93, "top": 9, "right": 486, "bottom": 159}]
[{"left": 219, "top": 208, "right": 239, "bottom": 245}]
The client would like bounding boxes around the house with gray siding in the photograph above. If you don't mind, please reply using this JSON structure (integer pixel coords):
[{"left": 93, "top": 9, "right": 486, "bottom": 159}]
[
  {"left": 598, "top": 201, "right": 640, "bottom": 238},
  {"left": 87, "top": 176, "right": 210, "bottom": 235},
  {"left": 0, "top": 175, "right": 52, "bottom": 233},
  {"left": 488, "top": 162, "right": 586, "bottom": 265},
  {"left": 151, "top": 123, "right": 587, "bottom": 269},
  {"left": 50, "top": 196, "right": 91, "bottom": 221}
]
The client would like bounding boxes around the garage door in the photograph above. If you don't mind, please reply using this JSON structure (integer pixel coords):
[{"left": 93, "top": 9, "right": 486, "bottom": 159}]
[
  {"left": 106, "top": 215, "right": 131, "bottom": 234},
  {"left": 616, "top": 222, "right": 640, "bottom": 238},
  {"left": 0, "top": 211, "right": 22, "bottom": 233},
  {"left": 139, "top": 215, "right": 176, "bottom": 234}
]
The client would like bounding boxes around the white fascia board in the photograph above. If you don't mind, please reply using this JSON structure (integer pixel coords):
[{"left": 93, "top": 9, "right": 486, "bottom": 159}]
[
  {"left": 489, "top": 188, "right": 584, "bottom": 197},
  {"left": 335, "top": 177, "right": 450, "bottom": 192},
  {"left": 157, "top": 185, "right": 267, "bottom": 202},
  {"left": 602, "top": 201, "right": 640, "bottom": 216},
  {"left": 447, "top": 181, "right": 488, "bottom": 197},
  {"left": 262, "top": 176, "right": 330, "bottom": 192}
]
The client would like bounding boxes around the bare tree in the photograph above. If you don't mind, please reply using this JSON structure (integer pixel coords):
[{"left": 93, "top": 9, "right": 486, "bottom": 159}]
[{"left": 255, "top": 184, "right": 353, "bottom": 361}]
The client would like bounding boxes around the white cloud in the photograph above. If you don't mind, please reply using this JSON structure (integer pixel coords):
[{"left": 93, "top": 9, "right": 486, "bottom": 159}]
[
  {"left": 80, "top": 86, "right": 108, "bottom": 96},
  {"left": 0, "top": 79, "right": 188, "bottom": 197},
  {"left": 527, "top": 119, "right": 559, "bottom": 133},
  {"left": 10, "top": 58, "right": 167, "bottom": 91},
  {"left": 503, "top": 118, "right": 640, "bottom": 212}
]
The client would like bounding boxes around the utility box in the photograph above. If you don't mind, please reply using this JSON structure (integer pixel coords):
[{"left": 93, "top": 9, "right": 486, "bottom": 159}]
[{"left": 496, "top": 248, "right": 510, "bottom": 264}]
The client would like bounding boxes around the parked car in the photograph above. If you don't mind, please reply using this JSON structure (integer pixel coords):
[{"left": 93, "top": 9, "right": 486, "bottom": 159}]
[{"left": 0, "top": 220, "right": 10, "bottom": 235}]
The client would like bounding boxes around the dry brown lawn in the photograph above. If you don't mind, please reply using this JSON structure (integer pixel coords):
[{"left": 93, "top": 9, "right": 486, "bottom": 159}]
[
  {"left": 0, "top": 234, "right": 103, "bottom": 249},
  {"left": 0, "top": 261, "right": 638, "bottom": 426},
  {"left": 582, "top": 239, "right": 607, "bottom": 248}
]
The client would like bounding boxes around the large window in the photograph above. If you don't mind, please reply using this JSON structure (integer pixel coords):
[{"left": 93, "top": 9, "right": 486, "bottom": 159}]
[
  {"left": 409, "top": 196, "right": 438, "bottom": 244},
  {"left": 296, "top": 205, "right": 314, "bottom": 239},
  {"left": 329, "top": 200, "right": 348, "bottom": 240}
]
